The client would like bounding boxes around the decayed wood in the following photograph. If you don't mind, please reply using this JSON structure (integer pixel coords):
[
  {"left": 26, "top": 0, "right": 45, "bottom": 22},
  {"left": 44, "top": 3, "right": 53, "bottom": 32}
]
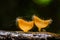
[{"left": 0, "top": 30, "right": 60, "bottom": 40}]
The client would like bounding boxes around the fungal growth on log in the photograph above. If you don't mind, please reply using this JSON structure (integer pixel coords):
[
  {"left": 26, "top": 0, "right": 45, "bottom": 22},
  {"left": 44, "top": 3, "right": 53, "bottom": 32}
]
[
  {"left": 16, "top": 18, "right": 34, "bottom": 32},
  {"left": 1, "top": 15, "right": 60, "bottom": 40},
  {"left": 32, "top": 15, "right": 52, "bottom": 32},
  {"left": 16, "top": 15, "right": 52, "bottom": 32}
]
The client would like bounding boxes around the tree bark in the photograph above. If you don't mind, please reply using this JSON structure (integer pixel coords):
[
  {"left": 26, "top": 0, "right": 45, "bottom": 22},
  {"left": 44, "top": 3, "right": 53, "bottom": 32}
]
[{"left": 0, "top": 30, "right": 60, "bottom": 40}]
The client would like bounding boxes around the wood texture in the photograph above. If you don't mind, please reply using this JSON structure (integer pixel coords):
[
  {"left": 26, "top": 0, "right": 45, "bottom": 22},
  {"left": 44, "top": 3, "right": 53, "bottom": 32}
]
[{"left": 0, "top": 31, "right": 60, "bottom": 40}]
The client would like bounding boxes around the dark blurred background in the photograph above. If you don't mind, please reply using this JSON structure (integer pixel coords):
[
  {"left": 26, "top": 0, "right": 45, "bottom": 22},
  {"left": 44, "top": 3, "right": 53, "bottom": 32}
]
[{"left": 0, "top": 0, "right": 60, "bottom": 33}]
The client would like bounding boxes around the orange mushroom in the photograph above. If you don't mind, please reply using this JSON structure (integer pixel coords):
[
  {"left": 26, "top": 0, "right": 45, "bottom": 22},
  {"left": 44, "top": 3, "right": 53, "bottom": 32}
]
[
  {"left": 32, "top": 15, "right": 52, "bottom": 32},
  {"left": 16, "top": 18, "right": 34, "bottom": 32}
]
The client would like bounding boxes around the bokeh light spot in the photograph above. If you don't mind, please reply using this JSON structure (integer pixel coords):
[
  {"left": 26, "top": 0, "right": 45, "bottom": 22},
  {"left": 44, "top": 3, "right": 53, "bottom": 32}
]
[{"left": 33, "top": 0, "right": 52, "bottom": 6}]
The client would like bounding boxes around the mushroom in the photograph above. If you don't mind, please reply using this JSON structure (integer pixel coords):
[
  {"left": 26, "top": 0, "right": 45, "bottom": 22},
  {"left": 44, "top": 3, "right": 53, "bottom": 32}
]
[
  {"left": 16, "top": 18, "right": 34, "bottom": 32},
  {"left": 32, "top": 15, "right": 52, "bottom": 32}
]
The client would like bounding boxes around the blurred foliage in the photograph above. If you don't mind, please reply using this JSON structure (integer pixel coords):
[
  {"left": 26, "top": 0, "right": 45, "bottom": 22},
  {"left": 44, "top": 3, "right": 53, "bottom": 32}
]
[
  {"left": 33, "top": 0, "right": 52, "bottom": 6},
  {"left": 0, "top": 0, "right": 60, "bottom": 34}
]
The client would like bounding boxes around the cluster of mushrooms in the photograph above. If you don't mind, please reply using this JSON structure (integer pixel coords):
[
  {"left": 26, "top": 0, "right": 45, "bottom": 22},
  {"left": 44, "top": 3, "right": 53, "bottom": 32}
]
[{"left": 16, "top": 15, "right": 52, "bottom": 32}]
